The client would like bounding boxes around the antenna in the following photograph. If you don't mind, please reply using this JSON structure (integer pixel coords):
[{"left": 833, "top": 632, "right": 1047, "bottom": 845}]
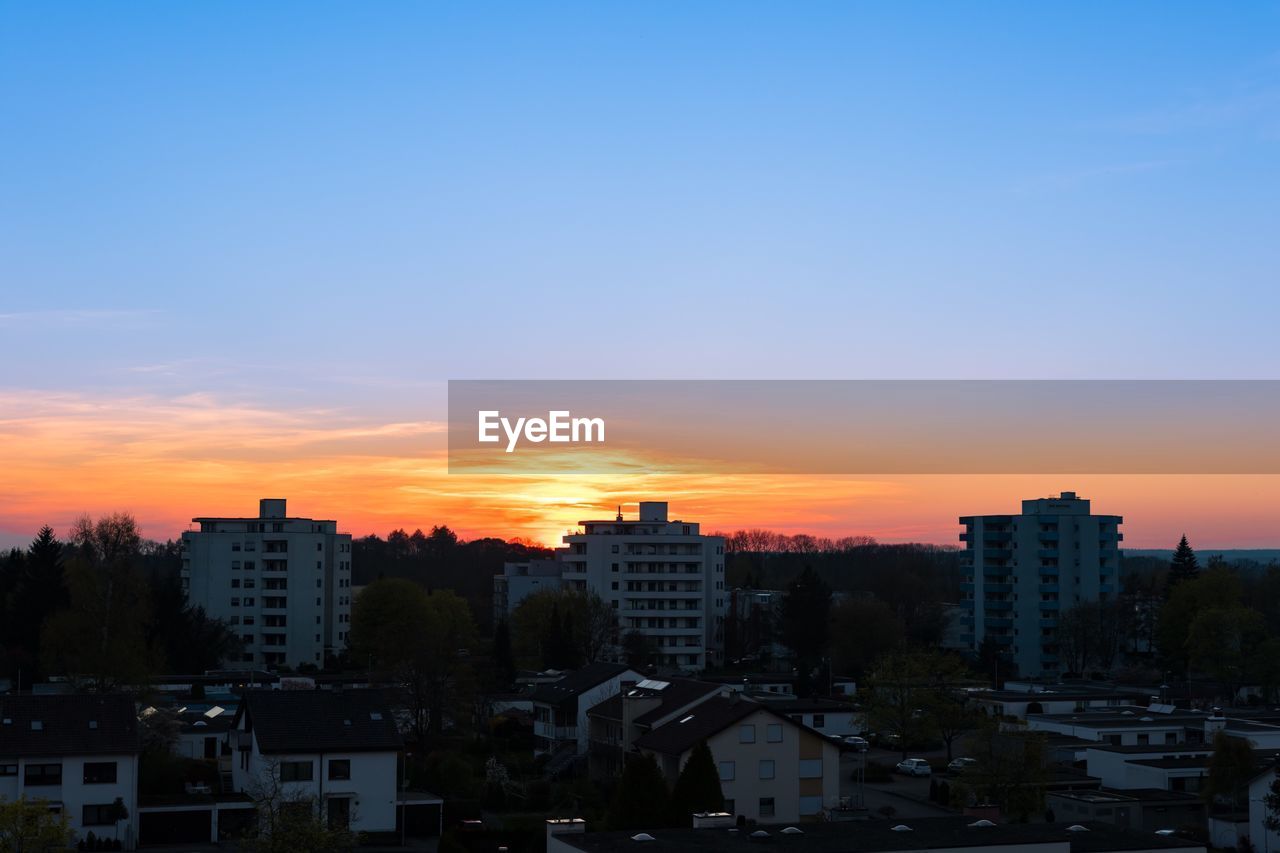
[{"left": 616, "top": 505, "right": 623, "bottom": 521}]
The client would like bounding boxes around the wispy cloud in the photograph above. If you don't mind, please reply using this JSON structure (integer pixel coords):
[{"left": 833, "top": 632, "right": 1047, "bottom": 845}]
[{"left": 0, "top": 308, "right": 163, "bottom": 328}]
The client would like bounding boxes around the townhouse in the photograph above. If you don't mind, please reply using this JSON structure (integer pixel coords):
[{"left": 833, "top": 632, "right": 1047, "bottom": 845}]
[
  {"left": 531, "top": 662, "right": 644, "bottom": 758},
  {"left": 0, "top": 694, "right": 141, "bottom": 849}
]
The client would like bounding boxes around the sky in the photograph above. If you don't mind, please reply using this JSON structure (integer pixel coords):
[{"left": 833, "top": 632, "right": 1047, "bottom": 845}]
[{"left": 2, "top": 3, "right": 1279, "bottom": 549}]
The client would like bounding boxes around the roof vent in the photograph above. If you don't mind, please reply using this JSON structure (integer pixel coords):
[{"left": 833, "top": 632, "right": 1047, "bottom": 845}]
[
  {"left": 630, "top": 833, "right": 656, "bottom": 842},
  {"left": 780, "top": 827, "right": 803, "bottom": 835},
  {"left": 343, "top": 719, "right": 352, "bottom": 726},
  {"left": 1140, "top": 716, "right": 1154, "bottom": 722},
  {"left": 749, "top": 830, "right": 770, "bottom": 838},
  {"left": 968, "top": 820, "right": 996, "bottom": 828},
  {"left": 1155, "top": 829, "right": 1176, "bottom": 836},
  {"left": 31, "top": 721, "right": 43, "bottom": 731},
  {"left": 370, "top": 712, "right": 383, "bottom": 721},
  {"left": 88, "top": 720, "right": 98, "bottom": 729},
  {"left": 1066, "top": 825, "right": 1090, "bottom": 832},
  {"left": 891, "top": 825, "right": 912, "bottom": 832},
  {"left": 1, "top": 718, "right": 10, "bottom": 726}
]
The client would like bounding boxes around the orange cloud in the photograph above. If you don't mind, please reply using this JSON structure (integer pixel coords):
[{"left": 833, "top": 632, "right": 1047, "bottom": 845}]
[{"left": 2, "top": 390, "right": 1279, "bottom": 551}]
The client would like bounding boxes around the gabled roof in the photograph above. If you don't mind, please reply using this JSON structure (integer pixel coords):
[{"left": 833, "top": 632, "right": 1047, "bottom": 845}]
[
  {"left": 634, "top": 696, "right": 774, "bottom": 756},
  {"left": 530, "top": 663, "right": 635, "bottom": 708},
  {"left": 235, "top": 690, "right": 401, "bottom": 754},
  {"left": 588, "top": 678, "right": 722, "bottom": 727},
  {"left": 0, "top": 694, "right": 140, "bottom": 757}
]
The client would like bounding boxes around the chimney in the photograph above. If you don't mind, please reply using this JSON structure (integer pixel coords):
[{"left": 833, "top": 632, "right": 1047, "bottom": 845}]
[
  {"left": 692, "top": 812, "right": 734, "bottom": 829},
  {"left": 547, "top": 818, "right": 586, "bottom": 852},
  {"left": 1206, "top": 707, "right": 1227, "bottom": 738}
]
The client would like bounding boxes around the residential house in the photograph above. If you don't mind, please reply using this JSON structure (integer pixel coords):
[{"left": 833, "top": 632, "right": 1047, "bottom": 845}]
[
  {"left": 228, "top": 690, "right": 402, "bottom": 835},
  {"left": 634, "top": 695, "right": 840, "bottom": 824},
  {"left": 531, "top": 663, "right": 643, "bottom": 758},
  {"left": 586, "top": 677, "right": 723, "bottom": 780},
  {"left": 0, "top": 694, "right": 141, "bottom": 849}
]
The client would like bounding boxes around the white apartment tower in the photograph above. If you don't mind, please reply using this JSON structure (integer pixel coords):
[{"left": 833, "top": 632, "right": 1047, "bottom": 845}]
[
  {"left": 958, "top": 491, "right": 1122, "bottom": 678},
  {"left": 559, "top": 502, "right": 726, "bottom": 671},
  {"left": 180, "top": 499, "right": 354, "bottom": 669}
]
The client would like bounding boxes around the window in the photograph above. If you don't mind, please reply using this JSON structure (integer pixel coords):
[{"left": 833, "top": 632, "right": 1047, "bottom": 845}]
[
  {"left": 24, "top": 763, "right": 61, "bottom": 786},
  {"left": 281, "top": 761, "right": 314, "bottom": 782},
  {"left": 82, "top": 804, "right": 117, "bottom": 826},
  {"left": 231, "top": 579, "right": 241, "bottom": 588},
  {"left": 1137, "top": 733, "right": 1149, "bottom": 745},
  {"left": 758, "top": 759, "right": 775, "bottom": 780},
  {"left": 799, "top": 795, "right": 822, "bottom": 816},
  {"left": 717, "top": 761, "right": 735, "bottom": 781},
  {"left": 739, "top": 724, "right": 756, "bottom": 744},
  {"left": 0, "top": 763, "right": 16, "bottom": 776},
  {"left": 328, "top": 759, "right": 351, "bottom": 781},
  {"left": 812, "top": 713, "right": 825, "bottom": 728},
  {"left": 83, "top": 762, "right": 117, "bottom": 784},
  {"left": 766, "top": 723, "right": 783, "bottom": 743},
  {"left": 799, "top": 759, "right": 823, "bottom": 779},
  {"left": 759, "top": 797, "right": 775, "bottom": 818}
]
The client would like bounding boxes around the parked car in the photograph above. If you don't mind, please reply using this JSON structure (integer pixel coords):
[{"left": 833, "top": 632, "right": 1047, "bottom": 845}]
[
  {"left": 947, "top": 757, "right": 978, "bottom": 774},
  {"left": 844, "top": 736, "right": 870, "bottom": 752},
  {"left": 896, "top": 758, "right": 932, "bottom": 777}
]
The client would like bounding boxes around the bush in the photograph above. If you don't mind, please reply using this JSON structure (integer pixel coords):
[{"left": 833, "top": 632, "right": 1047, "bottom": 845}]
[{"left": 864, "top": 761, "right": 894, "bottom": 783}]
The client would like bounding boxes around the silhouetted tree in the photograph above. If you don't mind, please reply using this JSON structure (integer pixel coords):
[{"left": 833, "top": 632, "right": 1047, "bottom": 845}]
[
  {"left": 779, "top": 566, "right": 831, "bottom": 690},
  {"left": 1165, "top": 535, "right": 1200, "bottom": 596},
  {"left": 608, "top": 753, "right": 670, "bottom": 830},
  {"left": 492, "top": 619, "right": 516, "bottom": 685}
]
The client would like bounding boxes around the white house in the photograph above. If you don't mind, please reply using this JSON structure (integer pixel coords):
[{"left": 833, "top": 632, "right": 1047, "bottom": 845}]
[
  {"left": 0, "top": 694, "right": 141, "bottom": 849},
  {"left": 531, "top": 662, "right": 643, "bottom": 757},
  {"left": 634, "top": 695, "right": 841, "bottom": 824},
  {"left": 229, "top": 690, "right": 402, "bottom": 835}
]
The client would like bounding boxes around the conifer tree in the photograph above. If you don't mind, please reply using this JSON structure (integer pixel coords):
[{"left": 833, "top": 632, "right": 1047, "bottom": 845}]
[
  {"left": 668, "top": 740, "right": 724, "bottom": 825},
  {"left": 1165, "top": 535, "right": 1200, "bottom": 595}
]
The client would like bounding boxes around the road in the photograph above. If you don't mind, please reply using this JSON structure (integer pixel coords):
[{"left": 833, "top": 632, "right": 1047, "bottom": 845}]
[{"left": 838, "top": 748, "right": 954, "bottom": 820}]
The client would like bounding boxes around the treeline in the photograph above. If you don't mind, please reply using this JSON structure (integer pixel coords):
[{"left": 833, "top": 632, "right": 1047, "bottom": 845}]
[
  {"left": 352, "top": 527, "right": 551, "bottom": 631},
  {"left": 0, "top": 515, "right": 239, "bottom": 688}
]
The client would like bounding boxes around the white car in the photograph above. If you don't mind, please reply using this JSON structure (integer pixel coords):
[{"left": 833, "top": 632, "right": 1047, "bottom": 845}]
[
  {"left": 896, "top": 758, "right": 932, "bottom": 777},
  {"left": 844, "top": 736, "right": 870, "bottom": 752}
]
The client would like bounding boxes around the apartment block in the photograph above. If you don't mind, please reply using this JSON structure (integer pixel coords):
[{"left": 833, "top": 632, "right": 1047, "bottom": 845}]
[
  {"left": 959, "top": 492, "right": 1122, "bottom": 678},
  {"left": 180, "top": 498, "right": 354, "bottom": 669},
  {"left": 559, "top": 502, "right": 727, "bottom": 671}
]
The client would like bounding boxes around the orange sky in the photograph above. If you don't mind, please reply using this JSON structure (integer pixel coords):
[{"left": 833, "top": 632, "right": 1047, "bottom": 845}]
[{"left": 2, "top": 388, "right": 1279, "bottom": 550}]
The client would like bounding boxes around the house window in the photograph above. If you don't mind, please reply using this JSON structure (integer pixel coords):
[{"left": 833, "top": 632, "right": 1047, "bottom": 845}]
[
  {"left": 718, "top": 761, "right": 735, "bottom": 782},
  {"left": 328, "top": 759, "right": 351, "bottom": 781},
  {"left": 0, "top": 763, "right": 16, "bottom": 776},
  {"left": 82, "top": 804, "right": 117, "bottom": 826},
  {"left": 739, "top": 724, "right": 756, "bottom": 744},
  {"left": 766, "top": 723, "right": 783, "bottom": 743},
  {"left": 799, "top": 795, "right": 822, "bottom": 815},
  {"left": 759, "top": 797, "right": 775, "bottom": 818},
  {"left": 24, "top": 763, "right": 61, "bottom": 786},
  {"left": 799, "top": 759, "right": 823, "bottom": 779},
  {"left": 1137, "top": 734, "right": 1149, "bottom": 745},
  {"left": 281, "top": 761, "right": 314, "bottom": 782},
  {"left": 83, "top": 762, "right": 117, "bottom": 784},
  {"left": 758, "top": 760, "right": 775, "bottom": 780},
  {"left": 812, "top": 714, "right": 825, "bottom": 728}
]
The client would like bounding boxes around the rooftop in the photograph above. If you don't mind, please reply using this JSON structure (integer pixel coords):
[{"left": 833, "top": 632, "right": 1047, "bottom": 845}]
[
  {"left": 589, "top": 678, "right": 723, "bottom": 726},
  {"left": 0, "top": 694, "right": 140, "bottom": 757},
  {"left": 634, "top": 696, "right": 772, "bottom": 756},
  {"left": 532, "top": 663, "right": 636, "bottom": 708},
  {"left": 235, "top": 689, "right": 401, "bottom": 754},
  {"left": 552, "top": 818, "right": 1203, "bottom": 853}
]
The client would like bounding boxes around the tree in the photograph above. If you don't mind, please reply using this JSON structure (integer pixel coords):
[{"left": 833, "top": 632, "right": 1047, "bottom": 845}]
[
  {"left": 40, "top": 513, "right": 156, "bottom": 689},
  {"left": 511, "top": 588, "right": 617, "bottom": 669},
  {"left": 964, "top": 718, "right": 1047, "bottom": 821},
  {"left": 829, "top": 597, "right": 904, "bottom": 679},
  {"left": 1202, "top": 731, "right": 1256, "bottom": 813},
  {"left": 864, "top": 651, "right": 930, "bottom": 760},
  {"left": 349, "top": 578, "right": 478, "bottom": 742},
  {"left": 921, "top": 653, "right": 980, "bottom": 763},
  {"left": 779, "top": 567, "right": 831, "bottom": 689},
  {"left": 667, "top": 741, "right": 724, "bottom": 825},
  {"left": 1187, "top": 605, "right": 1268, "bottom": 702},
  {"left": 1156, "top": 566, "right": 1241, "bottom": 678},
  {"left": 240, "top": 758, "right": 355, "bottom": 853},
  {"left": 1262, "top": 770, "right": 1280, "bottom": 834},
  {"left": 607, "top": 753, "right": 670, "bottom": 830},
  {"left": 0, "top": 796, "right": 74, "bottom": 851},
  {"left": 492, "top": 618, "right": 516, "bottom": 686},
  {"left": 1165, "top": 535, "right": 1200, "bottom": 596},
  {"left": 622, "top": 630, "right": 657, "bottom": 670},
  {"left": 1058, "top": 601, "right": 1124, "bottom": 675}
]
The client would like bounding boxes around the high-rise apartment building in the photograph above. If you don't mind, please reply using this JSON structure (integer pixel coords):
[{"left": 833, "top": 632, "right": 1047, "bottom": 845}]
[
  {"left": 180, "top": 498, "right": 354, "bottom": 669},
  {"left": 558, "top": 501, "right": 727, "bottom": 671},
  {"left": 958, "top": 491, "right": 1122, "bottom": 678}
]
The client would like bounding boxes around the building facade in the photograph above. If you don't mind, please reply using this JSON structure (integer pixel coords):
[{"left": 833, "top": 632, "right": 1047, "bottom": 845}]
[
  {"left": 958, "top": 492, "right": 1122, "bottom": 677},
  {"left": 559, "top": 502, "right": 727, "bottom": 671},
  {"left": 181, "top": 499, "right": 354, "bottom": 669},
  {"left": 0, "top": 694, "right": 141, "bottom": 850},
  {"left": 493, "top": 559, "right": 564, "bottom": 624}
]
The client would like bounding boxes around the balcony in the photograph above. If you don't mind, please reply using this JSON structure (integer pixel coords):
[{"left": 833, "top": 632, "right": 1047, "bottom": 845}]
[
  {"left": 983, "top": 617, "right": 1013, "bottom": 629},
  {"left": 985, "top": 582, "right": 1013, "bottom": 594},
  {"left": 1037, "top": 549, "right": 1059, "bottom": 559},
  {"left": 985, "top": 600, "right": 1013, "bottom": 612},
  {"left": 1038, "top": 583, "right": 1059, "bottom": 593},
  {"left": 1038, "top": 567, "right": 1060, "bottom": 578},
  {"left": 1039, "top": 599, "right": 1060, "bottom": 610},
  {"left": 983, "top": 548, "right": 1012, "bottom": 561}
]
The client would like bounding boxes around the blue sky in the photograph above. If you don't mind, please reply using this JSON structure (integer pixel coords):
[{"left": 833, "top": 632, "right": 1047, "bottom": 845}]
[{"left": 2, "top": 1, "right": 1279, "bottom": 408}]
